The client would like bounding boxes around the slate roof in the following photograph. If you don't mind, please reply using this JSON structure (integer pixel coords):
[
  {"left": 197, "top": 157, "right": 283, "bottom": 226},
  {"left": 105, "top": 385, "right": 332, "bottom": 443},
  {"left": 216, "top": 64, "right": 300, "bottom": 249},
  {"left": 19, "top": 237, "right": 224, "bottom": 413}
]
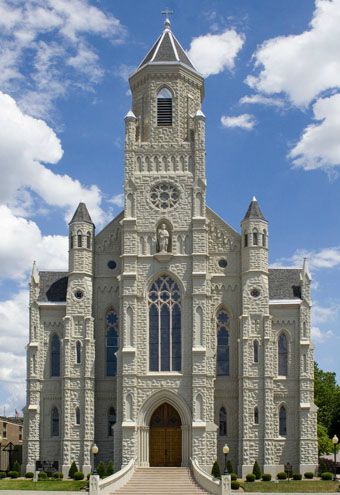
[
  {"left": 138, "top": 23, "right": 197, "bottom": 73},
  {"left": 38, "top": 272, "right": 68, "bottom": 302},
  {"left": 243, "top": 197, "right": 266, "bottom": 221},
  {"left": 268, "top": 268, "right": 302, "bottom": 300},
  {"left": 69, "top": 202, "right": 93, "bottom": 225}
]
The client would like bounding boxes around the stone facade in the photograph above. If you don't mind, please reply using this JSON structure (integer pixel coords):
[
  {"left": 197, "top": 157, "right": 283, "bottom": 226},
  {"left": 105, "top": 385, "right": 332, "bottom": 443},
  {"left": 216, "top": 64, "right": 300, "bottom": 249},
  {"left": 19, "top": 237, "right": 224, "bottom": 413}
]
[{"left": 23, "top": 20, "right": 318, "bottom": 478}]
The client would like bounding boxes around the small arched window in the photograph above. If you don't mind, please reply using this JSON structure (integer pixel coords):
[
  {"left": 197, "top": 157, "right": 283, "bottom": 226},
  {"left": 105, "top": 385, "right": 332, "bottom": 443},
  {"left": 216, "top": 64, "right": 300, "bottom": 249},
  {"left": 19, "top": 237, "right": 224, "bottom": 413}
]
[
  {"left": 157, "top": 88, "right": 172, "bottom": 126},
  {"left": 253, "top": 340, "right": 259, "bottom": 363},
  {"left": 219, "top": 406, "right": 227, "bottom": 436},
  {"left": 51, "top": 407, "right": 59, "bottom": 437},
  {"left": 253, "top": 229, "right": 258, "bottom": 246},
  {"left": 77, "top": 230, "right": 82, "bottom": 247},
  {"left": 51, "top": 334, "right": 60, "bottom": 377},
  {"left": 216, "top": 309, "right": 230, "bottom": 376},
  {"left": 87, "top": 231, "right": 91, "bottom": 249},
  {"left": 279, "top": 405, "right": 287, "bottom": 436},
  {"left": 108, "top": 407, "right": 116, "bottom": 436},
  {"left": 254, "top": 406, "right": 259, "bottom": 425},
  {"left": 278, "top": 333, "right": 288, "bottom": 376},
  {"left": 75, "top": 407, "right": 80, "bottom": 425},
  {"left": 76, "top": 341, "right": 81, "bottom": 364},
  {"left": 106, "top": 310, "right": 119, "bottom": 376},
  {"left": 262, "top": 229, "right": 267, "bottom": 247}
]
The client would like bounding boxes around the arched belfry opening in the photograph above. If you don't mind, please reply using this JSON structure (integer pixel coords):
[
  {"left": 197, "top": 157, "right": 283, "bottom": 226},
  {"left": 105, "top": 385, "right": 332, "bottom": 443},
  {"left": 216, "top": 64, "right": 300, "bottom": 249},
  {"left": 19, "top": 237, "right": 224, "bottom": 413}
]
[{"left": 149, "top": 403, "right": 182, "bottom": 467}]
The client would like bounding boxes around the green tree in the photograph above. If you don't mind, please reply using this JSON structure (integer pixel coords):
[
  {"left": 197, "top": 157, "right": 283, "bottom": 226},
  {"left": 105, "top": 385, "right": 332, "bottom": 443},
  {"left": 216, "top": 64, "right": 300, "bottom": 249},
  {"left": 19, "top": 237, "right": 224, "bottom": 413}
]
[
  {"left": 211, "top": 460, "right": 221, "bottom": 479},
  {"left": 106, "top": 461, "right": 114, "bottom": 476},
  {"left": 314, "top": 362, "right": 340, "bottom": 433},
  {"left": 252, "top": 460, "right": 261, "bottom": 480},
  {"left": 226, "top": 460, "right": 233, "bottom": 474},
  {"left": 96, "top": 461, "right": 106, "bottom": 479},
  {"left": 317, "top": 423, "right": 333, "bottom": 456},
  {"left": 68, "top": 461, "right": 78, "bottom": 479}
]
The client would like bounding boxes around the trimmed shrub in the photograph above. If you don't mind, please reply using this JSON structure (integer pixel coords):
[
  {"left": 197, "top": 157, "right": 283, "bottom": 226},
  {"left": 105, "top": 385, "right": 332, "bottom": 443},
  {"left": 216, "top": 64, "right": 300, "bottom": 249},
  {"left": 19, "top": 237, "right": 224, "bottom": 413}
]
[
  {"left": 8, "top": 471, "right": 19, "bottom": 479},
  {"left": 38, "top": 471, "right": 48, "bottom": 480},
  {"left": 230, "top": 473, "right": 237, "bottom": 481},
  {"left": 277, "top": 471, "right": 287, "bottom": 480},
  {"left": 321, "top": 471, "right": 333, "bottom": 480},
  {"left": 97, "top": 462, "right": 106, "bottom": 479},
  {"left": 211, "top": 460, "right": 221, "bottom": 480},
  {"left": 262, "top": 473, "right": 272, "bottom": 481},
  {"left": 304, "top": 471, "right": 314, "bottom": 479},
  {"left": 252, "top": 460, "right": 261, "bottom": 480},
  {"left": 246, "top": 473, "right": 256, "bottom": 482},
  {"left": 227, "top": 460, "right": 234, "bottom": 474},
  {"left": 231, "top": 480, "right": 240, "bottom": 490},
  {"left": 292, "top": 473, "right": 302, "bottom": 480},
  {"left": 13, "top": 461, "right": 21, "bottom": 474},
  {"left": 73, "top": 471, "right": 84, "bottom": 481},
  {"left": 106, "top": 461, "right": 114, "bottom": 476},
  {"left": 0, "top": 472, "right": 7, "bottom": 479},
  {"left": 25, "top": 472, "right": 34, "bottom": 478},
  {"left": 319, "top": 459, "right": 328, "bottom": 475},
  {"left": 87, "top": 472, "right": 92, "bottom": 480},
  {"left": 52, "top": 472, "right": 63, "bottom": 479},
  {"left": 68, "top": 461, "right": 78, "bottom": 479}
]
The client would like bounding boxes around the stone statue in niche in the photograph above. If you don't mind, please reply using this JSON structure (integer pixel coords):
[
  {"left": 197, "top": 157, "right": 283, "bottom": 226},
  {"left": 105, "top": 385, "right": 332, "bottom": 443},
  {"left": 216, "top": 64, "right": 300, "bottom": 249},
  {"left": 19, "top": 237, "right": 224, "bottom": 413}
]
[{"left": 157, "top": 223, "right": 170, "bottom": 252}]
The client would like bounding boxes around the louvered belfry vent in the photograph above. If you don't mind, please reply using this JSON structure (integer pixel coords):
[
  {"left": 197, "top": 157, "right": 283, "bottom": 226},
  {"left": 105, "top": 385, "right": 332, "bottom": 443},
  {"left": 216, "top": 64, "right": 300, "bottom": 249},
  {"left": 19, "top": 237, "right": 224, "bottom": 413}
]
[{"left": 157, "top": 88, "right": 172, "bottom": 126}]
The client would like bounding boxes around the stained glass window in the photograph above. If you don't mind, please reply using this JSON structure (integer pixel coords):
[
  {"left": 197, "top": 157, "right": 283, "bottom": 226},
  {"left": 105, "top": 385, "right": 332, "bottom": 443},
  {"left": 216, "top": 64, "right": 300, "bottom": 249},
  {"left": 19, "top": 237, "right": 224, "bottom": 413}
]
[
  {"left": 51, "top": 407, "right": 59, "bottom": 437},
  {"left": 279, "top": 405, "right": 287, "bottom": 436},
  {"left": 108, "top": 407, "right": 116, "bottom": 436},
  {"left": 219, "top": 407, "right": 227, "bottom": 436},
  {"left": 148, "top": 275, "right": 181, "bottom": 372},
  {"left": 106, "top": 310, "right": 119, "bottom": 376},
  {"left": 217, "top": 309, "right": 229, "bottom": 376},
  {"left": 278, "top": 334, "right": 288, "bottom": 376},
  {"left": 51, "top": 334, "right": 60, "bottom": 377}
]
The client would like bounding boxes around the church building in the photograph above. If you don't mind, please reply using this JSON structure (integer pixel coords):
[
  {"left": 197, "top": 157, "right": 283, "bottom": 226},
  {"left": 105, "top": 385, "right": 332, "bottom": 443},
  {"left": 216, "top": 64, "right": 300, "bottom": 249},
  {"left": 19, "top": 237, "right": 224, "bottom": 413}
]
[{"left": 23, "top": 18, "right": 318, "bottom": 478}]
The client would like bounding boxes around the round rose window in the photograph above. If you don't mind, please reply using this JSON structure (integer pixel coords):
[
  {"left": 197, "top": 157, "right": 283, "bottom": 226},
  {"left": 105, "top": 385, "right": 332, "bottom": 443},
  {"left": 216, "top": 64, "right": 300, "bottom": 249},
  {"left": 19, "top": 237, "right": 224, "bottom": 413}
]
[{"left": 150, "top": 183, "right": 179, "bottom": 210}]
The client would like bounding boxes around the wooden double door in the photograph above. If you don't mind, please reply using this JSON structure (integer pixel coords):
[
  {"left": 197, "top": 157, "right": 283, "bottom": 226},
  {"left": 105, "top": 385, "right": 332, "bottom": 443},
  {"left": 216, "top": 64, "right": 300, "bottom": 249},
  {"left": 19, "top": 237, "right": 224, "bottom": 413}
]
[{"left": 149, "top": 403, "right": 182, "bottom": 467}]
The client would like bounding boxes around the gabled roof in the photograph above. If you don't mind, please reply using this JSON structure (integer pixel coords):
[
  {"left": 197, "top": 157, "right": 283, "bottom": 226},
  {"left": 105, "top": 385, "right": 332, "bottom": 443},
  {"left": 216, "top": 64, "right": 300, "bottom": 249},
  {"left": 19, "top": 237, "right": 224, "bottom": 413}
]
[
  {"left": 243, "top": 196, "right": 266, "bottom": 222},
  {"left": 69, "top": 202, "right": 93, "bottom": 225},
  {"left": 269, "top": 269, "right": 302, "bottom": 300},
  {"left": 138, "top": 19, "right": 198, "bottom": 74}
]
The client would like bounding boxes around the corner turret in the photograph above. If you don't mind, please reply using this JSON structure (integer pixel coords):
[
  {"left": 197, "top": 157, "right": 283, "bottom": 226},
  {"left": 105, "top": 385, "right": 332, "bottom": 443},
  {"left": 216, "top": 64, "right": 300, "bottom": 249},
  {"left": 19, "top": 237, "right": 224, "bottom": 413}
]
[
  {"left": 241, "top": 196, "right": 268, "bottom": 274},
  {"left": 68, "top": 202, "right": 94, "bottom": 275}
]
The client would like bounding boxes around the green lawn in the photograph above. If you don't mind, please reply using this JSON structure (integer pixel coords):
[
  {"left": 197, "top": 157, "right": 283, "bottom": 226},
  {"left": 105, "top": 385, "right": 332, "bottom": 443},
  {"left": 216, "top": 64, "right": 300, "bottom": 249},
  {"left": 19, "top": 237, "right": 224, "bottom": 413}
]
[
  {"left": 240, "top": 480, "right": 340, "bottom": 492},
  {"left": 0, "top": 479, "right": 88, "bottom": 491}
]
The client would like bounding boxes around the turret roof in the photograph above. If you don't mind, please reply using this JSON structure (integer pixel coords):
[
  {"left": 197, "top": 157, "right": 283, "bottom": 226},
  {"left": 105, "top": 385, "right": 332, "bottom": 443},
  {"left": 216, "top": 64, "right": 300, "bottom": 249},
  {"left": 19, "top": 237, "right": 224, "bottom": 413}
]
[
  {"left": 243, "top": 197, "right": 267, "bottom": 222},
  {"left": 137, "top": 18, "right": 199, "bottom": 75},
  {"left": 69, "top": 202, "right": 93, "bottom": 225}
]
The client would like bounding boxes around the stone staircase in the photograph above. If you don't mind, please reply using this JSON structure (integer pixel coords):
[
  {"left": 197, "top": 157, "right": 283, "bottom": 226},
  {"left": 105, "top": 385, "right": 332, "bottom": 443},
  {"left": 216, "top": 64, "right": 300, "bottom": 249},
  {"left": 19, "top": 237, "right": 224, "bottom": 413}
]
[{"left": 112, "top": 467, "right": 211, "bottom": 494}]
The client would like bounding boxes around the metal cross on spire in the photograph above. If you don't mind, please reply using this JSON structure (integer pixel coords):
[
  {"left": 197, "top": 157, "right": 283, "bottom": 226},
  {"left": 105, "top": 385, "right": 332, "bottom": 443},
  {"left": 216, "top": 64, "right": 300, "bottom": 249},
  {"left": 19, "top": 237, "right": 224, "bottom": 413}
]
[{"left": 161, "top": 8, "right": 173, "bottom": 29}]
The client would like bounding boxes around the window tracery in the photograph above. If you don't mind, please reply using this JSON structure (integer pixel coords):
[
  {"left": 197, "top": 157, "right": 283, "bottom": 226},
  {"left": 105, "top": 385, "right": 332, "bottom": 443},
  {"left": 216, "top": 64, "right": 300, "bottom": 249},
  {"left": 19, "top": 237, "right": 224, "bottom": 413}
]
[{"left": 216, "top": 309, "right": 229, "bottom": 376}]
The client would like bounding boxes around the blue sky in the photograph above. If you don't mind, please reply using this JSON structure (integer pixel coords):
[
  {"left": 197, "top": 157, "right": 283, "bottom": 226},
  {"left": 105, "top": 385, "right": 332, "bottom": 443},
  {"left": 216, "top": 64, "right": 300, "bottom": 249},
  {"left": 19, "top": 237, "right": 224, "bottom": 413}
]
[{"left": 0, "top": 0, "right": 340, "bottom": 414}]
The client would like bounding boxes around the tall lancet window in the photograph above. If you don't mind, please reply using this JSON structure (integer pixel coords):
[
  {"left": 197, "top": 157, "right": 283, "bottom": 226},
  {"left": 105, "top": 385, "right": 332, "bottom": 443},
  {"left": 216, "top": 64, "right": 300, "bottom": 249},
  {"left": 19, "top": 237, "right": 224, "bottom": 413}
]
[
  {"left": 106, "top": 309, "right": 119, "bottom": 376},
  {"left": 157, "top": 88, "right": 172, "bottom": 126},
  {"left": 51, "top": 334, "right": 60, "bottom": 377},
  {"left": 278, "top": 333, "right": 288, "bottom": 376},
  {"left": 149, "top": 275, "right": 181, "bottom": 372},
  {"left": 216, "top": 309, "right": 230, "bottom": 376}
]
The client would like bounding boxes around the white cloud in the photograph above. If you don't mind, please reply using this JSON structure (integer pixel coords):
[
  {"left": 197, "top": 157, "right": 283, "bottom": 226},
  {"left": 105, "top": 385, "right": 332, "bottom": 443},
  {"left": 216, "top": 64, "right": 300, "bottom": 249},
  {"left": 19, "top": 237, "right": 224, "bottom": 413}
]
[
  {"left": 114, "top": 64, "right": 136, "bottom": 82},
  {"left": 311, "top": 326, "right": 333, "bottom": 344},
  {"left": 246, "top": 0, "right": 340, "bottom": 108},
  {"left": 221, "top": 113, "right": 256, "bottom": 130},
  {"left": 273, "top": 246, "right": 340, "bottom": 271},
  {"left": 240, "top": 94, "right": 284, "bottom": 108},
  {"left": 110, "top": 193, "right": 124, "bottom": 208},
  {"left": 313, "top": 303, "right": 338, "bottom": 325},
  {"left": 0, "top": 205, "right": 68, "bottom": 281},
  {"left": 289, "top": 93, "right": 340, "bottom": 170},
  {"left": 0, "top": 91, "right": 105, "bottom": 225},
  {"left": 0, "top": 0, "right": 126, "bottom": 117},
  {"left": 187, "top": 28, "right": 245, "bottom": 77}
]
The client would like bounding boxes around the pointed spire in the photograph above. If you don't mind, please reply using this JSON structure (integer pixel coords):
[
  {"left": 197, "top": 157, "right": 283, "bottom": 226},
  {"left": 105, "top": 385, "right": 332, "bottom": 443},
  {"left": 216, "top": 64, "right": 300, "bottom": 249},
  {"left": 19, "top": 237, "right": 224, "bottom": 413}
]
[
  {"left": 243, "top": 197, "right": 266, "bottom": 221},
  {"left": 31, "top": 260, "right": 39, "bottom": 284},
  {"left": 302, "top": 257, "right": 311, "bottom": 280},
  {"left": 125, "top": 110, "right": 136, "bottom": 120},
  {"left": 69, "top": 202, "right": 93, "bottom": 225}
]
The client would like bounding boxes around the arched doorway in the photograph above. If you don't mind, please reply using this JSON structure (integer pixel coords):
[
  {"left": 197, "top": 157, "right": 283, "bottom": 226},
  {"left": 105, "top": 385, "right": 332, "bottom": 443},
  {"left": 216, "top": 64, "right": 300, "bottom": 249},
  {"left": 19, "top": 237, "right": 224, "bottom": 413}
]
[{"left": 149, "top": 403, "right": 182, "bottom": 467}]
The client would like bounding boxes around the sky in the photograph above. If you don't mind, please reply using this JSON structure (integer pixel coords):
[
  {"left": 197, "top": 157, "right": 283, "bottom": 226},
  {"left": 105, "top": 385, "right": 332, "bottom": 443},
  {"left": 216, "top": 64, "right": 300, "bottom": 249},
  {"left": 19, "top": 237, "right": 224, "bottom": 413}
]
[{"left": 0, "top": 0, "right": 340, "bottom": 415}]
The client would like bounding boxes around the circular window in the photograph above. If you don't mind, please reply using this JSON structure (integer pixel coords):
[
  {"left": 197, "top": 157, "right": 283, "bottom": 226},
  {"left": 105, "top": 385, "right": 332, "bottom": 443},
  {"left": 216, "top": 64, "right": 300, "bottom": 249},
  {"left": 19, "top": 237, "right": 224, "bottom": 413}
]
[
  {"left": 74, "top": 290, "right": 84, "bottom": 300},
  {"left": 150, "top": 183, "right": 179, "bottom": 210},
  {"left": 250, "top": 288, "right": 261, "bottom": 298},
  {"left": 218, "top": 259, "right": 228, "bottom": 268},
  {"left": 107, "top": 260, "right": 117, "bottom": 270}
]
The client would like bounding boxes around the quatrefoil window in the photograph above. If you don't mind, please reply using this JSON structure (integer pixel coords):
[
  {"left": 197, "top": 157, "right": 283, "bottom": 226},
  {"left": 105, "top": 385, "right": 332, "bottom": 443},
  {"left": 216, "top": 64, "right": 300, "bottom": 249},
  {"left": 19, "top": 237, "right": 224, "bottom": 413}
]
[{"left": 150, "top": 183, "right": 179, "bottom": 210}]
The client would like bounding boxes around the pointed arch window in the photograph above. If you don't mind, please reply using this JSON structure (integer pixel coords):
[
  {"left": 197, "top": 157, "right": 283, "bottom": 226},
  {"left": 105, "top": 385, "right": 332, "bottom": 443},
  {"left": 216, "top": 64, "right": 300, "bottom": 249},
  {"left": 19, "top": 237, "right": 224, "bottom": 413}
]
[
  {"left": 253, "top": 229, "right": 258, "bottom": 245},
  {"left": 77, "top": 230, "right": 82, "bottom": 247},
  {"left": 279, "top": 405, "right": 287, "bottom": 436},
  {"left": 106, "top": 310, "right": 119, "bottom": 376},
  {"left": 216, "top": 309, "right": 229, "bottom": 376},
  {"left": 262, "top": 229, "right": 267, "bottom": 247},
  {"left": 157, "top": 88, "right": 172, "bottom": 126},
  {"left": 148, "top": 275, "right": 181, "bottom": 372},
  {"left": 75, "top": 407, "right": 80, "bottom": 425},
  {"left": 219, "top": 406, "right": 227, "bottom": 436},
  {"left": 253, "top": 340, "right": 259, "bottom": 363},
  {"left": 278, "top": 333, "right": 288, "bottom": 376},
  {"left": 51, "top": 334, "right": 60, "bottom": 377},
  {"left": 76, "top": 341, "right": 81, "bottom": 364},
  {"left": 108, "top": 407, "right": 116, "bottom": 436},
  {"left": 51, "top": 407, "right": 59, "bottom": 437},
  {"left": 87, "top": 231, "right": 91, "bottom": 249}
]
